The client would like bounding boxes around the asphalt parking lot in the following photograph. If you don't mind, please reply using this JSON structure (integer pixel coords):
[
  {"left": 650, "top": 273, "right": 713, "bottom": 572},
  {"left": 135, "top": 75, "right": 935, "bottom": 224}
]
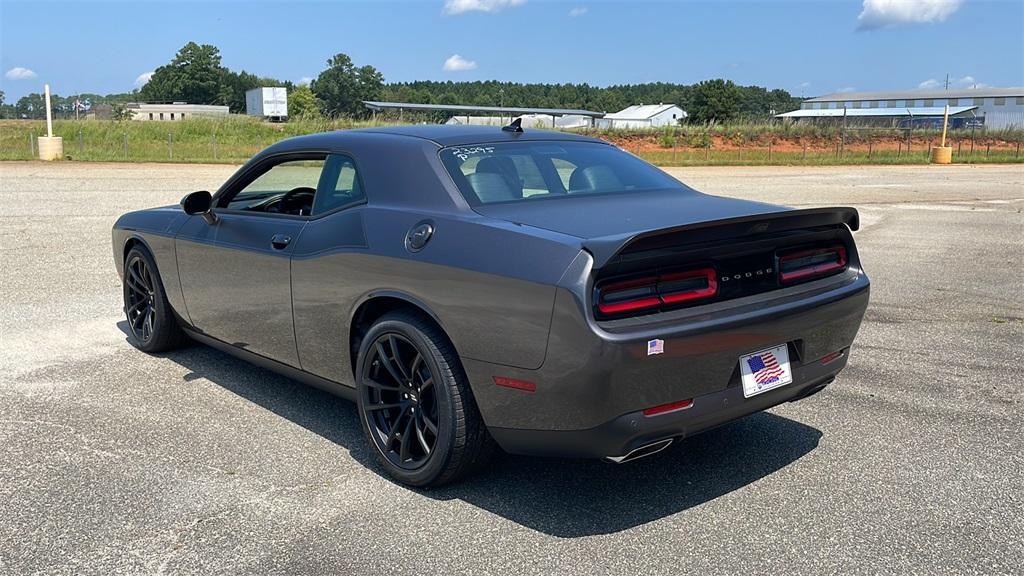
[{"left": 1, "top": 161, "right": 1022, "bottom": 575}]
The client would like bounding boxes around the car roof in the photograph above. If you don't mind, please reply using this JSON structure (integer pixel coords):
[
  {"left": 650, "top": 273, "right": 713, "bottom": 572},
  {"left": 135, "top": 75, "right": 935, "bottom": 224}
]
[{"left": 352, "top": 124, "right": 607, "bottom": 147}]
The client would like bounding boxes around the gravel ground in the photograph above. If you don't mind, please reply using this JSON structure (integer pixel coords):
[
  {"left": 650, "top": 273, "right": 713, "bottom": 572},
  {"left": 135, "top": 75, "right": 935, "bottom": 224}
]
[{"left": 1, "top": 161, "right": 1022, "bottom": 575}]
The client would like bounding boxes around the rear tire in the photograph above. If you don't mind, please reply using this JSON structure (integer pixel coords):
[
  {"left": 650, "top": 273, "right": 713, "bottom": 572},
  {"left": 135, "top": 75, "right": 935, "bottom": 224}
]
[
  {"left": 356, "top": 311, "right": 494, "bottom": 487},
  {"left": 123, "top": 246, "right": 188, "bottom": 353}
]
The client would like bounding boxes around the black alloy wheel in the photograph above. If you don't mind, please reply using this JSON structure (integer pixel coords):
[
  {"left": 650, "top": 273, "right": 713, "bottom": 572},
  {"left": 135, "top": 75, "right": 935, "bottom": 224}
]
[
  {"left": 356, "top": 311, "right": 494, "bottom": 487},
  {"left": 125, "top": 253, "right": 157, "bottom": 344},
  {"left": 122, "top": 246, "right": 188, "bottom": 353},
  {"left": 361, "top": 333, "right": 439, "bottom": 470}
]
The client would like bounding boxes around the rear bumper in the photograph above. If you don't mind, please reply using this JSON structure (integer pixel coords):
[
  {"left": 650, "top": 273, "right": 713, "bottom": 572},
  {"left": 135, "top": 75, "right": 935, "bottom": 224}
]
[
  {"left": 489, "top": 358, "right": 842, "bottom": 459},
  {"left": 463, "top": 268, "right": 869, "bottom": 458}
]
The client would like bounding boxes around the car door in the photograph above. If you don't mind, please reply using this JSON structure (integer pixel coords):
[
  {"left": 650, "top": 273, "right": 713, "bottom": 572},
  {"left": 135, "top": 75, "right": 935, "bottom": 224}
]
[
  {"left": 288, "top": 154, "right": 369, "bottom": 383},
  {"left": 176, "top": 154, "right": 327, "bottom": 367}
]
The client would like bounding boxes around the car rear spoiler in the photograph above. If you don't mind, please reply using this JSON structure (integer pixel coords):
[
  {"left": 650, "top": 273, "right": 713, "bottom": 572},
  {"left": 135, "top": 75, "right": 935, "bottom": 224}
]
[{"left": 582, "top": 206, "right": 860, "bottom": 269}]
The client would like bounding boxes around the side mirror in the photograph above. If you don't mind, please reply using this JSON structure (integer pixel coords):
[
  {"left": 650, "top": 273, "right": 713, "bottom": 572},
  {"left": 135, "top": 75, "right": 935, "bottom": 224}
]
[{"left": 180, "top": 190, "right": 218, "bottom": 224}]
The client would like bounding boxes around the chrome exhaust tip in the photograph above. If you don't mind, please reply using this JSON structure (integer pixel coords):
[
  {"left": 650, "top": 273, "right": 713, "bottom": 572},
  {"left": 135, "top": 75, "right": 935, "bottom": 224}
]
[{"left": 605, "top": 438, "right": 673, "bottom": 464}]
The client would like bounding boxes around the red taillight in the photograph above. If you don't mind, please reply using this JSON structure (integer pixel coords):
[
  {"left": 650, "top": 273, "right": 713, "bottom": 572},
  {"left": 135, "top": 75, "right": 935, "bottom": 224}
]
[
  {"left": 778, "top": 245, "right": 848, "bottom": 283},
  {"left": 597, "top": 268, "right": 717, "bottom": 316},
  {"left": 595, "top": 276, "right": 662, "bottom": 314},
  {"left": 642, "top": 398, "right": 693, "bottom": 416},
  {"left": 659, "top": 268, "right": 718, "bottom": 304}
]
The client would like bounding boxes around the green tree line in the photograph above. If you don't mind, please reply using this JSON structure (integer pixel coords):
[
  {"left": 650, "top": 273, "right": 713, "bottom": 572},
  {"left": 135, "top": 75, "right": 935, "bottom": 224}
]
[{"left": 1, "top": 41, "right": 801, "bottom": 123}]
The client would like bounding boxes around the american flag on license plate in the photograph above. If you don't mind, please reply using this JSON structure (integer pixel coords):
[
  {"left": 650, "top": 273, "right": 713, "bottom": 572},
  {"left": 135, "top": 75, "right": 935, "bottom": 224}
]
[{"left": 746, "top": 351, "right": 785, "bottom": 385}]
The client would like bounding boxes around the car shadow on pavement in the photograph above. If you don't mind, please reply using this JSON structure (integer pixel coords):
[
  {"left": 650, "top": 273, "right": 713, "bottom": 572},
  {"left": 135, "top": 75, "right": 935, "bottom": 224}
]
[{"left": 150, "top": 333, "right": 822, "bottom": 538}]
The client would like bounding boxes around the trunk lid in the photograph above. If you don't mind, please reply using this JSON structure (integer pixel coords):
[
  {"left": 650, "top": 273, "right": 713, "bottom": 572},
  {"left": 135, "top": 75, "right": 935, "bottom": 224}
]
[{"left": 473, "top": 189, "right": 859, "bottom": 268}]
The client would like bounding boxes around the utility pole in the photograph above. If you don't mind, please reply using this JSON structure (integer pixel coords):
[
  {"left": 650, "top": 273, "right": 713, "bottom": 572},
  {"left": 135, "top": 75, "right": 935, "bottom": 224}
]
[{"left": 944, "top": 74, "right": 949, "bottom": 91}]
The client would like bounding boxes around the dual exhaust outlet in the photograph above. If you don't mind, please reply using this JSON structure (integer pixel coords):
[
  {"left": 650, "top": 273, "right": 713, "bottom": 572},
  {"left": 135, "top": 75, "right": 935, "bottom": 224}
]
[{"left": 605, "top": 438, "right": 674, "bottom": 464}]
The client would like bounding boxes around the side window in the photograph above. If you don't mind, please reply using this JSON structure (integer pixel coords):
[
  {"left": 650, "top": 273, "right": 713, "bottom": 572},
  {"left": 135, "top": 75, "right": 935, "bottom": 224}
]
[
  {"left": 312, "top": 154, "right": 365, "bottom": 216},
  {"left": 551, "top": 158, "right": 577, "bottom": 190},
  {"left": 224, "top": 157, "right": 325, "bottom": 215}
]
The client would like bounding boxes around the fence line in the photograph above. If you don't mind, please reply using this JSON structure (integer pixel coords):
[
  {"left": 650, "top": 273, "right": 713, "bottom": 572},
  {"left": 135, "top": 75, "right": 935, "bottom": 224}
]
[{"left": 2, "top": 123, "right": 1022, "bottom": 166}]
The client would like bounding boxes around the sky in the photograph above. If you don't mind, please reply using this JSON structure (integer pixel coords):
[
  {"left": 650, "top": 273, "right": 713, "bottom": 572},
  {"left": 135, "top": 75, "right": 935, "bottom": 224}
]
[{"left": 1, "top": 0, "right": 1022, "bottom": 102}]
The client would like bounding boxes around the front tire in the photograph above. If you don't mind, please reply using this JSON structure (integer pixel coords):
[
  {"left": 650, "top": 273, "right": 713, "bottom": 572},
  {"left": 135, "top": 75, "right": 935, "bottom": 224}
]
[
  {"left": 356, "top": 311, "right": 493, "bottom": 487},
  {"left": 123, "top": 246, "right": 188, "bottom": 353}
]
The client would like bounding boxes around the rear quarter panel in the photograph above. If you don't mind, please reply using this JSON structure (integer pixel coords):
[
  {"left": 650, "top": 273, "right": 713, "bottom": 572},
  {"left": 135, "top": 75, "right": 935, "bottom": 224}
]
[{"left": 290, "top": 206, "right": 582, "bottom": 385}]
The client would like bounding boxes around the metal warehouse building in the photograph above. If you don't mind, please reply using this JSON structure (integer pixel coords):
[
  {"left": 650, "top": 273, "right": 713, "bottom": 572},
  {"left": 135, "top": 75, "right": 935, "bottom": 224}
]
[
  {"left": 776, "top": 87, "right": 1024, "bottom": 129},
  {"left": 598, "top": 104, "right": 687, "bottom": 129}
]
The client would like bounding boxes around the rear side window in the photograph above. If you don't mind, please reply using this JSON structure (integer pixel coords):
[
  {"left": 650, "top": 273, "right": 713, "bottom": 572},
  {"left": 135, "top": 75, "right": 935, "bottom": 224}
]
[
  {"left": 312, "top": 154, "right": 364, "bottom": 215},
  {"left": 440, "top": 141, "right": 683, "bottom": 205}
]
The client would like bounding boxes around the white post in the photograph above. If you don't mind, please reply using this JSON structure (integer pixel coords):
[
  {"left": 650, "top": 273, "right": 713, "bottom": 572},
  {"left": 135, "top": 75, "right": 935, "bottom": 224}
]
[
  {"left": 44, "top": 84, "right": 53, "bottom": 137},
  {"left": 38, "top": 83, "right": 64, "bottom": 160}
]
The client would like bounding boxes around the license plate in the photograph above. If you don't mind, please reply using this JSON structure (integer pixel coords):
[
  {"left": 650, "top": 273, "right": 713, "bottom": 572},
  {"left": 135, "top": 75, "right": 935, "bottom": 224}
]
[{"left": 739, "top": 344, "right": 794, "bottom": 398}]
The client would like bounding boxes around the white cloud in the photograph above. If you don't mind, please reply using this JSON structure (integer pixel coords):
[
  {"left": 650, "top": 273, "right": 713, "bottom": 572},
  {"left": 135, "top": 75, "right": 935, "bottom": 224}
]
[
  {"left": 569, "top": 6, "right": 588, "bottom": 17},
  {"left": 298, "top": 76, "right": 313, "bottom": 86},
  {"left": 443, "top": 54, "right": 478, "bottom": 72},
  {"left": 917, "top": 75, "right": 987, "bottom": 90},
  {"left": 443, "top": 0, "right": 525, "bottom": 16},
  {"left": 857, "top": 0, "right": 962, "bottom": 31},
  {"left": 836, "top": 86, "right": 857, "bottom": 93},
  {"left": 797, "top": 82, "right": 812, "bottom": 89},
  {"left": 5, "top": 67, "right": 37, "bottom": 80},
  {"left": 134, "top": 71, "right": 154, "bottom": 88}
]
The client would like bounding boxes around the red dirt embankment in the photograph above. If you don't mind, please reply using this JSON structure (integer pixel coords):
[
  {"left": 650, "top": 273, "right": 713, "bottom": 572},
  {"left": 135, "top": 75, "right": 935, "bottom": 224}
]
[{"left": 606, "top": 133, "right": 1021, "bottom": 154}]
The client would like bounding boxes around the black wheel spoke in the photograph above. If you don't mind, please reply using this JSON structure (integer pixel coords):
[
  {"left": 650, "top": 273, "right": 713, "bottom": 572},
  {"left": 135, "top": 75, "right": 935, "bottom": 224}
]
[
  {"left": 410, "top": 353, "right": 423, "bottom": 383},
  {"left": 419, "top": 377, "right": 434, "bottom": 394},
  {"left": 142, "top": 308, "right": 154, "bottom": 339},
  {"left": 130, "top": 309, "right": 145, "bottom": 329},
  {"left": 419, "top": 409, "right": 436, "bottom": 432},
  {"left": 388, "top": 335, "right": 410, "bottom": 381},
  {"left": 363, "top": 377, "right": 400, "bottom": 391},
  {"left": 375, "top": 341, "right": 406, "bottom": 386},
  {"left": 421, "top": 412, "right": 438, "bottom": 435},
  {"left": 398, "top": 415, "right": 414, "bottom": 462},
  {"left": 385, "top": 406, "right": 410, "bottom": 447},
  {"left": 127, "top": 273, "right": 148, "bottom": 295},
  {"left": 414, "top": 415, "right": 432, "bottom": 455},
  {"left": 128, "top": 266, "right": 148, "bottom": 293},
  {"left": 365, "top": 402, "right": 403, "bottom": 412}
]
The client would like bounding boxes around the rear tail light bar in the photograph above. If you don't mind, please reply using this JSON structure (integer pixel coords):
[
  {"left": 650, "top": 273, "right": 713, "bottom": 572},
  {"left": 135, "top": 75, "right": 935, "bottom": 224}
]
[
  {"left": 596, "top": 267, "right": 717, "bottom": 316},
  {"left": 777, "top": 244, "right": 847, "bottom": 284}
]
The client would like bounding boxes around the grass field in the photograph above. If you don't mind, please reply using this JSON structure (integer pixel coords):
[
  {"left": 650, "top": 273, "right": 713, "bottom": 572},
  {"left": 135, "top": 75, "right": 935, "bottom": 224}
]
[{"left": 1, "top": 117, "right": 1021, "bottom": 166}]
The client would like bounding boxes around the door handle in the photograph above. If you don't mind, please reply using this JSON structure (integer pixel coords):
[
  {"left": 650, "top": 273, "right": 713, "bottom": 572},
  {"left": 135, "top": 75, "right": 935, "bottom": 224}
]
[{"left": 271, "top": 234, "right": 292, "bottom": 250}]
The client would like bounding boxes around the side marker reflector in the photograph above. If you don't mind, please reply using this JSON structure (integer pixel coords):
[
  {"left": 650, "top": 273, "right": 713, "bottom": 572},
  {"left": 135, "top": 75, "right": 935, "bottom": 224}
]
[
  {"left": 493, "top": 376, "right": 536, "bottom": 392},
  {"left": 642, "top": 399, "right": 693, "bottom": 417},
  {"left": 820, "top": 350, "right": 845, "bottom": 365}
]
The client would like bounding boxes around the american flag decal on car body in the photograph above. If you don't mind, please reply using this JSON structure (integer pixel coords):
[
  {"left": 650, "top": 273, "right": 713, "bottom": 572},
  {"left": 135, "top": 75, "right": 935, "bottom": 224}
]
[{"left": 747, "top": 352, "right": 785, "bottom": 385}]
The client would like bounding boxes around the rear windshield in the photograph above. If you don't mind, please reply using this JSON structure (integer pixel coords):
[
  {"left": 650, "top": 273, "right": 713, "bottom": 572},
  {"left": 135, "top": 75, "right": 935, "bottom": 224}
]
[{"left": 439, "top": 141, "right": 684, "bottom": 205}]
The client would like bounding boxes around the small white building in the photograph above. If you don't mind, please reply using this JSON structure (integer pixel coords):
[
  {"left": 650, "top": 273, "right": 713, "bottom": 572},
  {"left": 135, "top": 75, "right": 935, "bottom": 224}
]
[
  {"left": 127, "top": 102, "right": 229, "bottom": 121},
  {"left": 599, "top": 104, "right": 686, "bottom": 129}
]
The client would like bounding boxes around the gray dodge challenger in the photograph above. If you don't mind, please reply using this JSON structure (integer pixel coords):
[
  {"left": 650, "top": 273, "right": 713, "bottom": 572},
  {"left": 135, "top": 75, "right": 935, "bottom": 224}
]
[{"left": 113, "top": 123, "right": 869, "bottom": 486}]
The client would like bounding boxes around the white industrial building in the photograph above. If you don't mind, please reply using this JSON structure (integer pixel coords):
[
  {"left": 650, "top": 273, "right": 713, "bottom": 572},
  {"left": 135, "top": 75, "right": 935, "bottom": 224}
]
[
  {"left": 598, "top": 104, "right": 686, "bottom": 129},
  {"left": 777, "top": 87, "right": 1024, "bottom": 129},
  {"left": 127, "top": 102, "right": 229, "bottom": 121}
]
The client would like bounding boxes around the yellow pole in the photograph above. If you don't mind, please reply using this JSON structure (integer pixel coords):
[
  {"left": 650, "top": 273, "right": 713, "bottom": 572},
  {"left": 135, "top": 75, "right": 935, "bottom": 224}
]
[{"left": 941, "top": 104, "right": 949, "bottom": 147}]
